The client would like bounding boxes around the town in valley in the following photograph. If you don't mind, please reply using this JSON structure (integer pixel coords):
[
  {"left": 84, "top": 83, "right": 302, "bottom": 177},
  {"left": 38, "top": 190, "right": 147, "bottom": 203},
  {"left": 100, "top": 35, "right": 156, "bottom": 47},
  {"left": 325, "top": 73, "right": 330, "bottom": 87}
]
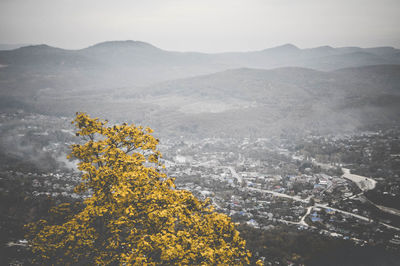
[{"left": 1, "top": 111, "right": 399, "bottom": 263}]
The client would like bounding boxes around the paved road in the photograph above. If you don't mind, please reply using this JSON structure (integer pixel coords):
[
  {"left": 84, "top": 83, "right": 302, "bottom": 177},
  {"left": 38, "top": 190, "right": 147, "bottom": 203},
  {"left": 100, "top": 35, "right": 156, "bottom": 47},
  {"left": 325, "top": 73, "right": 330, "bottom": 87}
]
[
  {"left": 314, "top": 204, "right": 370, "bottom": 222},
  {"left": 247, "top": 187, "right": 309, "bottom": 204},
  {"left": 299, "top": 206, "right": 313, "bottom": 226}
]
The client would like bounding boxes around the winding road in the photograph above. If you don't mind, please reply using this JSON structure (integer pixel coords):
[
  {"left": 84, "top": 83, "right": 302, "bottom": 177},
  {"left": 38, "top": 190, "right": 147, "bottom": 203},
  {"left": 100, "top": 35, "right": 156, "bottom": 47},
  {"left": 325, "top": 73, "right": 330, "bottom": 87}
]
[
  {"left": 244, "top": 186, "right": 400, "bottom": 231},
  {"left": 222, "top": 155, "right": 400, "bottom": 231}
]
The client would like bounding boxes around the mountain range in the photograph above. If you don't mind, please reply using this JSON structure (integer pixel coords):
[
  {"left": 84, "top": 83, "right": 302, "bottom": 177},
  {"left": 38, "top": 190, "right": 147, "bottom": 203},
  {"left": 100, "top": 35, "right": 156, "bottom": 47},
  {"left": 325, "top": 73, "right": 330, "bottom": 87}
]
[
  {"left": 0, "top": 40, "right": 399, "bottom": 137},
  {"left": 1, "top": 40, "right": 399, "bottom": 92}
]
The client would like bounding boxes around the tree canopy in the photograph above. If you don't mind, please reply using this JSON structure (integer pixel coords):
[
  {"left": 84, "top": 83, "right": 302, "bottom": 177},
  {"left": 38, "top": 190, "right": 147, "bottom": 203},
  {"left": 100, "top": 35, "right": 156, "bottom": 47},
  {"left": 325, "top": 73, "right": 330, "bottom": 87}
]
[{"left": 26, "top": 113, "right": 252, "bottom": 265}]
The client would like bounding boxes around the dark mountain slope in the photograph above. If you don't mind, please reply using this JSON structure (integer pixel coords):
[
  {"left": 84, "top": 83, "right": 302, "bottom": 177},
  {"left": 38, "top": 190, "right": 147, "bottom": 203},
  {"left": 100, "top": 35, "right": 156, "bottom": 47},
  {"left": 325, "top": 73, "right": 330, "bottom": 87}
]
[{"left": 104, "top": 65, "right": 400, "bottom": 137}]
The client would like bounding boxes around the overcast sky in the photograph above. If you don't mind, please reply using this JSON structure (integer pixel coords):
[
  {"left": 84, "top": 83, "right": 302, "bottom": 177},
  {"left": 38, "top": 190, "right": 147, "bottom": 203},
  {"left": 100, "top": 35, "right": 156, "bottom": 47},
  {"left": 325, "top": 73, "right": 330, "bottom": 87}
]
[{"left": 0, "top": 0, "right": 399, "bottom": 52}]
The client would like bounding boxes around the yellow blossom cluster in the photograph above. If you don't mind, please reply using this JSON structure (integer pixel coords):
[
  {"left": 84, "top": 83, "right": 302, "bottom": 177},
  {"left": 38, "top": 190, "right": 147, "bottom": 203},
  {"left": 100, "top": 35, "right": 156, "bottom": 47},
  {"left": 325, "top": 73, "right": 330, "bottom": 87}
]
[{"left": 26, "top": 113, "right": 254, "bottom": 265}]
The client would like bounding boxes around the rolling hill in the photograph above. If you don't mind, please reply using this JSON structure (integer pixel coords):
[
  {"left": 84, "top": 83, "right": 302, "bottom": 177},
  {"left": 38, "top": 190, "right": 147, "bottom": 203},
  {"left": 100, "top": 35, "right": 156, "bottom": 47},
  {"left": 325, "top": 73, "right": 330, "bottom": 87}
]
[
  {"left": 0, "top": 41, "right": 399, "bottom": 138},
  {"left": 3, "top": 65, "right": 396, "bottom": 138},
  {"left": 0, "top": 40, "right": 399, "bottom": 97}
]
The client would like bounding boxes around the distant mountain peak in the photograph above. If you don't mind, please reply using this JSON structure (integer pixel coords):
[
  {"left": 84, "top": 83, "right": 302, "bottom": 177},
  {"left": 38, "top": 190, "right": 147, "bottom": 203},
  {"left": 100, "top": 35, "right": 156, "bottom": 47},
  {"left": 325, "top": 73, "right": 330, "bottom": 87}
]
[
  {"left": 84, "top": 40, "right": 160, "bottom": 50},
  {"left": 15, "top": 44, "right": 64, "bottom": 53},
  {"left": 261, "top": 43, "right": 300, "bottom": 53},
  {"left": 273, "top": 43, "right": 299, "bottom": 50},
  {"left": 280, "top": 43, "right": 299, "bottom": 49},
  {"left": 313, "top": 45, "right": 335, "bottom": 50},
  {"left": 19, "top": 44, "right": 53, "bottom": 50}
]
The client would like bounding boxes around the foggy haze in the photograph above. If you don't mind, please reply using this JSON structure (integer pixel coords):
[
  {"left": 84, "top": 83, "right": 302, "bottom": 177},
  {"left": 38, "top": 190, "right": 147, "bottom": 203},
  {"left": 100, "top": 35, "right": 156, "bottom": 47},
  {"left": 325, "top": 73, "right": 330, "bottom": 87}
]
[
  {"left": 1, "top": 0, "right": 399, "bottom": 52},
  {"left": 1, "top": 1, "right": 400, "bottom": 265}
]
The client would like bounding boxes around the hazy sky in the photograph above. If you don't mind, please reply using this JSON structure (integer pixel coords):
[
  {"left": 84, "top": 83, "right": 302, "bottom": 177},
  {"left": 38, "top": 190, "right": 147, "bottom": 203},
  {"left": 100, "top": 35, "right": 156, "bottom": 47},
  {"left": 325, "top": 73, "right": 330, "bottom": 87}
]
[{"left": 0, "top": 0, "right": 399, "bottom": 52}]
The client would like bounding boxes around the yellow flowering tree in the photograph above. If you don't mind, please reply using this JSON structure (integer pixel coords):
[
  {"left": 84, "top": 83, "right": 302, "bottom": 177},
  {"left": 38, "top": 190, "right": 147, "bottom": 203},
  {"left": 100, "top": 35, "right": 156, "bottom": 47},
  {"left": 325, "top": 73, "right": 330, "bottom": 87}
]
[{"left": 26, "top": 113, "right": 251, "bottom": 265}]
